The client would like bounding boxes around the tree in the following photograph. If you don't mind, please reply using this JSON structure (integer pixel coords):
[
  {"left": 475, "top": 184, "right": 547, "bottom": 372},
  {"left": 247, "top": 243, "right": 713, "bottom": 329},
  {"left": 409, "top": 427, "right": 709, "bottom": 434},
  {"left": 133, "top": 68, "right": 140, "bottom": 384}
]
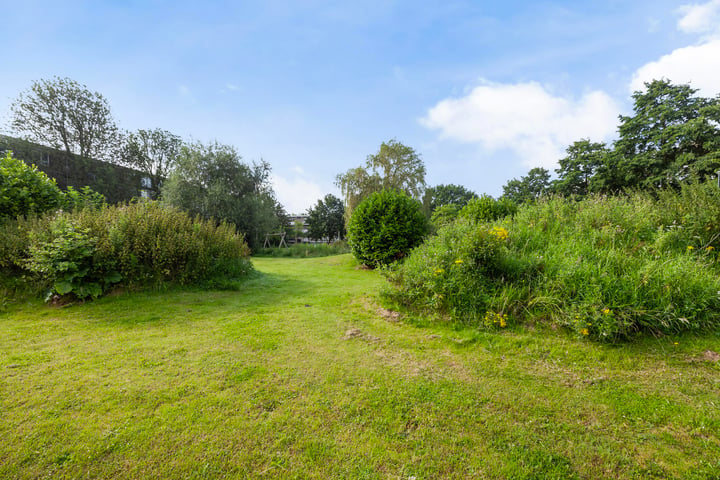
[
  {"left": 336, "top": 139, "right": 426, "bottom": 220},
  {"left": 347, "top": 190, "right": 428, "bottom": 268},
  {"left": 502, "top": 167, "right": 551, "bottom": 205},
  {"left": 119, "top": 128, "right": 182, "bottom": 198},
  {"left": 10, "top": 77, "right": 119, "bottom": 162},
  {"left": 161, "top": 141, "right": 286, "bottom": 250},
  {"left": 553, "top": 139, "right": 610, "bottom": 197},
  {"left": 423, "top": 183, "right": 477, "bottom": 216},
  {"left": 610, "top": 79, "right": 720, "bottom": 190},
  {"left": 306, "top": 194, "right": 345, "bottom": 242}
]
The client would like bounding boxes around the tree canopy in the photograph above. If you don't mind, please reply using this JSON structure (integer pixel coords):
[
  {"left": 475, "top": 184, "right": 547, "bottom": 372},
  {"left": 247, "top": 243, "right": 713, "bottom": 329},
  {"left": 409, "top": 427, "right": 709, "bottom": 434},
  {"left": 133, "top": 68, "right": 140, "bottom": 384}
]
[
  {"left": 10, "top": 77, "right": 119, "bottom": 162},
  {"left": 119, "top": 128, "right": 182, "bottom": 197},
  {"left": 336, "top": 139, "right": 426, "bottom": 219},
  {"left": 423, "top": 183, "right": 477, "bottom": 214},
  {"left": 161, "top": 141, "right": 286, "bottom": 250},
  {"left": 502, "top": 167, "right": 551, "bottom": 205},
  {"left": 306, "top": 194, "right": 345, "bottom": 242}
]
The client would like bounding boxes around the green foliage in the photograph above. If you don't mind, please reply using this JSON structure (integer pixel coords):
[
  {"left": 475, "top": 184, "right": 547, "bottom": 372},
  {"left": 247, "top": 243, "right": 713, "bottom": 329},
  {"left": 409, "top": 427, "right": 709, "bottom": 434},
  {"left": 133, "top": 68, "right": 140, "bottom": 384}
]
[
  {"left": 502, "top": 167, "right": 552, "bottom": 205},
  {"left": 1, "top": 201, "right": 252, "bottom": 301},
  {"left": 423, "top": 183, "right": 477, "bottom": 214},
  {"left": 347, "top": 190, "right": 428, "bottom": 268},
  {"left": 0, "top": 151, "right": 63, "bottom": 218},
  {"left": 62, "top": 185, "right": 106, "bottom": 211},
  {"left": 429, "top": 203, "right": 460, "bottom": 231},
  {"left": 459, "top": 194, "right": 517, "bottom": 223},
  {"left": 386, "top": 184, "right": 720, "bottom": 341},
  {"left": 25, "top": 216, "right": 119, "bottom": 300},
  {"left": 306, "top": 194, "right": 345, "bottom": 241},
  {"left": 384, "top": 220, "right": 530, "bottom": 321},
  {"left": 554, "top": 139, "right": 610, "bottom": 197},
  {"left": 119, "top": 128, "right": 182, "bottom": 197},
  {"left": 161, "top": 140, "right": 286, "bottom": 250},
  {"left": 335, "top": 139, "right": 426, "bottom": 219}
]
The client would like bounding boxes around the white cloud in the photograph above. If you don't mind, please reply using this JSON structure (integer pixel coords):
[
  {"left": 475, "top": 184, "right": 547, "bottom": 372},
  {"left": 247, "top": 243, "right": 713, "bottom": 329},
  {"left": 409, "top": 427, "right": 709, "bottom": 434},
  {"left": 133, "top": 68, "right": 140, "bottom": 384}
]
[
  {"left": 420, "top": 81, "right": 619, "bottom": 169},
  {"left": 631, "top": 1, "right": 720, "bottom": 96},
  {"left": 271, "top": 173, "right": 325, "bottom": 214},
  {"left": 630, "top": 39, "right": 720, "bottom": 95},
  {"left": 677, "top": 0, "right": 720, "bottom": 34}
]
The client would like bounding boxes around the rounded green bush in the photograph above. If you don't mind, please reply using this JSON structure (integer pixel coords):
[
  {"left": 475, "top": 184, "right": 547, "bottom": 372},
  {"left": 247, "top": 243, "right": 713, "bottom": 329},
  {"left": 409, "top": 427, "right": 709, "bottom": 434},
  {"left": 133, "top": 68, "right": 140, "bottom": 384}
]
[{"left": 347, "top": 190, "right": 428, "bottom": 268}]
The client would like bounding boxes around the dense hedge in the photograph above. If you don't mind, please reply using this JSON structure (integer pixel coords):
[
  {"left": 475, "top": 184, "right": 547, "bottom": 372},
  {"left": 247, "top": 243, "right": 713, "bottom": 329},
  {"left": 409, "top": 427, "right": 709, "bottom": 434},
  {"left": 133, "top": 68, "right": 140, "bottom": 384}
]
[
  {"left": 347, "top": 190, "right": 428, "bottom": 268},
  {"left": 1, "top": 201, "right": 252, "bottom": 301},
  {"left": 385, "top": 182, "right": 720, "bottom": 341}
]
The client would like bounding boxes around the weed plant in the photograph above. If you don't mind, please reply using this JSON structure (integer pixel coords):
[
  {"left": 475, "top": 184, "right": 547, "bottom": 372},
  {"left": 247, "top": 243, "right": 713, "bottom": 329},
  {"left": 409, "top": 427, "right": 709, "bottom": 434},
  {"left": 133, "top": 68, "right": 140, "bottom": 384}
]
[{"left": 385, "top": 182, "right": 720, "bottom": 341}]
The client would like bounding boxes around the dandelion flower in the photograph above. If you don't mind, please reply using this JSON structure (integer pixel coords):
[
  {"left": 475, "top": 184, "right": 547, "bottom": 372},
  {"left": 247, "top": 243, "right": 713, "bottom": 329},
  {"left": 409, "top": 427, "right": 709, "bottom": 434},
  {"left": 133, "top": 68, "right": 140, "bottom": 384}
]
[
  {"left": 454, "top": 259, "right": 463, "bottom": 264},
  {"left": 706, "top": 246, "right": 715, "bottom": 251},
  {"left": 687, "top": 245, "right": 694, "bottom": 251},
  {"left": 602, "top": 308, "right": 611, "bottom": 315},
  {"left": 580, "top": 328, "right": 589, "bottom": 336}
]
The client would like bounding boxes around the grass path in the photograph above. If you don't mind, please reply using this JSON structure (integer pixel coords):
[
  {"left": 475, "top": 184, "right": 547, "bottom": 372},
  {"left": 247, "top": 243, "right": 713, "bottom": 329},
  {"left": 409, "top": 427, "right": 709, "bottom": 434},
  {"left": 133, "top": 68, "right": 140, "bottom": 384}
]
[{"left": 1, "top": 255, "right": 719, "bottom": 479}]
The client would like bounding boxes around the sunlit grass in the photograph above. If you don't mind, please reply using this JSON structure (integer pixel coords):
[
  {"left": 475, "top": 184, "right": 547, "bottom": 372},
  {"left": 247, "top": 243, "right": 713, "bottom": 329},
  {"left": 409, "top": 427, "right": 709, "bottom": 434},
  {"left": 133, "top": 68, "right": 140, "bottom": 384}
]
[{"left": 1, "top": 255, "right": 719, "bottom": 478}]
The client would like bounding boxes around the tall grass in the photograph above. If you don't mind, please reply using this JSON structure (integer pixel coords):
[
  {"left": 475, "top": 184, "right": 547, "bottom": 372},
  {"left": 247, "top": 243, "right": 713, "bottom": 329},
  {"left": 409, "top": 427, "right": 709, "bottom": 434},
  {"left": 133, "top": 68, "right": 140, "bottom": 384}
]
[{"left": 385, "top": 182, "right": 720, "bottom": 341}]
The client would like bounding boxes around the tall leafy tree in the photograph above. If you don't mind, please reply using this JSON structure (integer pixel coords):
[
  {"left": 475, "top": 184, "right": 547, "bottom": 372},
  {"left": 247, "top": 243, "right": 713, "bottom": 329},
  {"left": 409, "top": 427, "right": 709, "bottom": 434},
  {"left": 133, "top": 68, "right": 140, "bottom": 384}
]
[
  {"left": 611, "top": 79, "right": 720, "bottom": 190},
  {"left": 10, "top": 77, "right": 119, "bottom": 162},
  {"left": 553, "top": 139, "right": 610, "bottom": 197},
  {"left": 423, "top": 183, "right": 477, "bottom": 214},
  {"left": 306, "top": 194, "right": 345, "bottom": 242},
  {"left": 502, "top": 167, "right": 551, "bottom": 205},
  {"left": 336, "top": 139, "right": 426, "bottom": 219},
  {"left": 119, "top": 129, "right": 182, "bottom": 198},
  {"left": 161, "top": 141, "right": 285, "bottom": 250}
]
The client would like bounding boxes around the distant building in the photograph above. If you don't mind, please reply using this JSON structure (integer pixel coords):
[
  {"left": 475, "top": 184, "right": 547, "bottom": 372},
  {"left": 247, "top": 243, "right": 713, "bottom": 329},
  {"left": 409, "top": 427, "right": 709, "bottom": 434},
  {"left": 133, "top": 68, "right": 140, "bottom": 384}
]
[{"left": 0, "top": 135, "right": 155, "bottom": 204}]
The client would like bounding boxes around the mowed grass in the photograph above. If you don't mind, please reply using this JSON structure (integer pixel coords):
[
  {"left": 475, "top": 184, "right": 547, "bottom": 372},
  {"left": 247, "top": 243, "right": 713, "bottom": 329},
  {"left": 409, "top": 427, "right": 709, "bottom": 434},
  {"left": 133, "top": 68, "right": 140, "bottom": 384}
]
[{"left": 1, "top": 255, "right": 719, "bottom": 479}]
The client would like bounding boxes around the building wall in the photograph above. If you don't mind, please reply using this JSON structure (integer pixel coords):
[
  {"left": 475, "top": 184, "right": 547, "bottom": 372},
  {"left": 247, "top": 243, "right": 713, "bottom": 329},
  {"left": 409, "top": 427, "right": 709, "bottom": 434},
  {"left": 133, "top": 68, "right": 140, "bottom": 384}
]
[{"left": 0, "top": 135, "right": 154, "bottom": 204}]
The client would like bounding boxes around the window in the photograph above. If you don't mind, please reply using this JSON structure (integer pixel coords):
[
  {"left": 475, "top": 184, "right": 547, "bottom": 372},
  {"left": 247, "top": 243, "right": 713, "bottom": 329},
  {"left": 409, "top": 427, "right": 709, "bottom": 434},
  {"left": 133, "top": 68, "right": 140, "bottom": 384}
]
[
  {"left": 141, "top": 176, "right": 152, "bottom": 189},
  {"left": 38, "top": 152, "right": 50, "bottom": 167},
  {"left": 140, "top": 189, "right": 151, "bottom": 199}
]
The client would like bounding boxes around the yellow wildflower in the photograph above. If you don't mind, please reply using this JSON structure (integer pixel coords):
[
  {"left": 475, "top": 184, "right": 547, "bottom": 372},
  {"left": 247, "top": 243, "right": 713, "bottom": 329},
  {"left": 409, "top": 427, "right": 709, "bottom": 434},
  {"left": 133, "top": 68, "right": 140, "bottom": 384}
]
[
  {"left": 434, "top": 268, "right": 444, "bottom": 275},
  {"left": 499, "top": 316, "right": 507, "bottom": 328},
  {"left": 580, "top": 328, "right": 589, "bottom": 336},
  {"left": 454, "top": 259, "right": 463, "bottom": 264},
  {"left": 602, "top": 308, "right": 611, "bottom": 315},
  {"left": 687, "top": 245, "right": 694, "bottom": 251},
  {"left": 489, "top": 226, "right": 509, "bottom": 240},
  {"left": 706, "top": 246, "right": 715, "bottom": 251}
]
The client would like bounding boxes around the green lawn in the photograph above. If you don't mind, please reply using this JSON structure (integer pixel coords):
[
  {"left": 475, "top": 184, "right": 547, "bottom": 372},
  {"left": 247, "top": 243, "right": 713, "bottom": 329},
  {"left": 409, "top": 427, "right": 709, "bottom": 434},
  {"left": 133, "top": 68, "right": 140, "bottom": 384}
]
[{"left": 1, "top": 255, "right": 719, "bottom": 479}]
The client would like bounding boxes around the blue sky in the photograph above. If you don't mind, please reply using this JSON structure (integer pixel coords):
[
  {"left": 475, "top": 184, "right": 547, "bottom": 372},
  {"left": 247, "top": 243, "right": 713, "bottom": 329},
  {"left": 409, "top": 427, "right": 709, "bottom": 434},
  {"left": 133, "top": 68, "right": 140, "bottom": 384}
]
[{"left": 2, "top": 0, "right": 720, "bottom": 213}]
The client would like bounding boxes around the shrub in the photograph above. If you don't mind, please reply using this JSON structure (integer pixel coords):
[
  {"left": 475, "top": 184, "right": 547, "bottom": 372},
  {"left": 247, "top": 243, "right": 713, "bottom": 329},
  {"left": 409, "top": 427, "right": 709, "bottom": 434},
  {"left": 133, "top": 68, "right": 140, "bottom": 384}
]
[
  {"left": 0, "top": 151, "right": 63, "bottom": 218},
  {"left": 1, "top": 201, "right": 253, "bottom": 301},
  {"left": 347, "top": 190, "right": 428, "bottom": 268},
  {"left": 25, "top": 215, "right": 121, "bottom": 300},
  {"left": 459, "top": 194, "right": 517, "bottom": 223}
]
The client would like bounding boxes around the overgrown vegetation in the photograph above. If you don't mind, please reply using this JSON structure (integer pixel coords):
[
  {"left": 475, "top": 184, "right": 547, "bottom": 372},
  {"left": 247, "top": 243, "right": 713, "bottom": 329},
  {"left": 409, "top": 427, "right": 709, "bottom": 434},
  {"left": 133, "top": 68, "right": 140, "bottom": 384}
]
[
  {"left": 1, "top": 201, "right": 251, "bottom": 301},
  {"left": 385, "top": 181, "right": 720, "bottom": 341}
]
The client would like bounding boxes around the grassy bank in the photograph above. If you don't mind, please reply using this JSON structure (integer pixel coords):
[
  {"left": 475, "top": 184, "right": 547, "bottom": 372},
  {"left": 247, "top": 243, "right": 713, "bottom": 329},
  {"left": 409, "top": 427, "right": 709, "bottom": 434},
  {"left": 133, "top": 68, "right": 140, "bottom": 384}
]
[{"left": 1, "top": 255, "right": 719, "bottom": 479}]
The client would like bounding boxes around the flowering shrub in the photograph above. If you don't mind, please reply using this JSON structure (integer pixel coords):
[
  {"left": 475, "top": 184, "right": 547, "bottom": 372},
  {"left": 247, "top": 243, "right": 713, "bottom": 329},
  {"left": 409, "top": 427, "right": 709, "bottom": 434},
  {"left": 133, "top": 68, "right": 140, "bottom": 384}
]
[{"left": 384, "top": 219, "right": 538, "bottom": 324}]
